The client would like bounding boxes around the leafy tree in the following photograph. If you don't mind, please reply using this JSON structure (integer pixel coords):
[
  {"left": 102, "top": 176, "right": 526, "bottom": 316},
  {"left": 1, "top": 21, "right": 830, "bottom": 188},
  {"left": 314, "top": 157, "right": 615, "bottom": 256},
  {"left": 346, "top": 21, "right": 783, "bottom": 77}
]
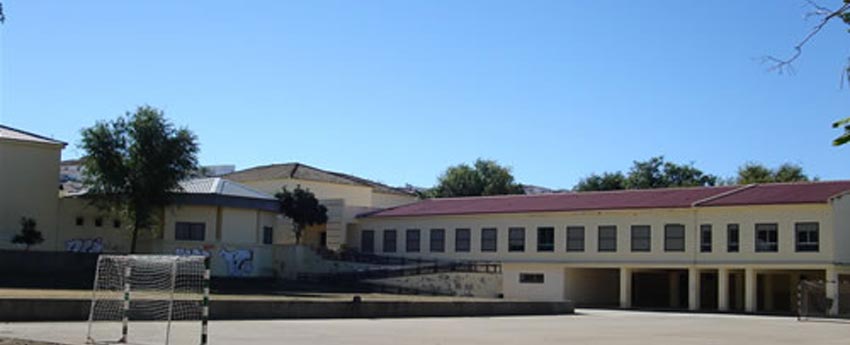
[
  {"left": 276, "top": 186, "right": 328, "bottom": 245},
  {"left": 835, "top": 117, "right": 850, "bottom": 146},
  {"left": 736, "top": 162, "right": 810, "bottom": 184},
  {"left": 11, "top": 217, "right": 43, "bottom": 251},
  {"left": 432, "top": 159, "right": 524, "bottom": 197},
  {"left": 576, "top": 156, "right": 716, "bottom": 191},
  {"left": 81, "top": 106, "right": 199, "bottom": 253},
  {"left": 574, "top": 172, "right": 627, "bottom": 191}
]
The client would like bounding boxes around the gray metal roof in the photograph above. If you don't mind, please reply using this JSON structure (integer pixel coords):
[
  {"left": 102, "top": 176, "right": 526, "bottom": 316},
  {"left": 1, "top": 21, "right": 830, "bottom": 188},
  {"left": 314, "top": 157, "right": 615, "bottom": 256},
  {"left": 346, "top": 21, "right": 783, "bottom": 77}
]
[
  {"left": 0, "top": 124, "right": 66, "bottom": 146},
  {"left": 224, "top": 162, "right": 416, "bottom": 196},
  {"left": 178, "top": 177, "right": 276, "bottom": 200}
]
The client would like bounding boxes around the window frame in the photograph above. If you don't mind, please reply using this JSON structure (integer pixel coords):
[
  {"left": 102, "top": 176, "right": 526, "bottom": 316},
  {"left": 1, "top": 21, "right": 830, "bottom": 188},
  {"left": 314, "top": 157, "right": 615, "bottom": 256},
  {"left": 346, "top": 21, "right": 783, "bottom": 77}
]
[
  {"left": 566, "top": 226, "right": 585, "bottom": 252},
  {"left": 508, "top": 227, "right": 526, "bottom": 252},
  {"left": 664, "top": 224, "right": 686, "bottom": 252},
  {"left": 598, "top": 225, "right": 617, "bottom": 252},
  {"left": 406, "top": 229, "right": 421, "bottom": 253},
  {"left": 519, "top": 273, "right": 545, "bottom": 284},
  {"left": 755, "top": 223, "right": 778, "bottom": 252},
  {"left": 630, "top": 225, "right": 651, "bottom": 252},
  {"left": 537, "top": 227, "right": 555, "bottom": 252},
  {"left": 481, "top": 228, "right": 498, "bottom": 252},
  {"left": 727, "top": 224, "right": 740, "bottom": 252},
  {"left": 700, "top": 224, "right": 712, "bottom": 253},
  {"left": 383, "top": 229, "right": 397, "bottom": 253},
  {"left": 175, "top": 222, "right": 206, "bottom": 241},
  {"left": 429, "top": 228, "right": 445, "bottom": 253},
  {"left": 455, "top": 228, "right": 471, "bottom": 252},
  {"left": 795, "top": 222, "right": 819, "bottom": 252}
]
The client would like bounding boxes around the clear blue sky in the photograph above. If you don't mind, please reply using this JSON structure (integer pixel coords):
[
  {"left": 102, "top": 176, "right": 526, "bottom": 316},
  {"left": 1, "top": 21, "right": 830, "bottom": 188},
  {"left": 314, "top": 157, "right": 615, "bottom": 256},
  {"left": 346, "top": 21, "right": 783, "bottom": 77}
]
[{"left": 1, "top": 1, "right": 848, "bottom": 190}]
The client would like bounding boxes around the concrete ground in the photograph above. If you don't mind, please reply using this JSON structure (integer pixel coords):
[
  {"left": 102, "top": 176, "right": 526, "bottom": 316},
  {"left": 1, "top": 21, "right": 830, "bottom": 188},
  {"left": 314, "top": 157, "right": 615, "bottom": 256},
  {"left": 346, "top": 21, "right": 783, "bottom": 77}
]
[{"left": 1, "top": 309, "right": 848, "bottom": 345}]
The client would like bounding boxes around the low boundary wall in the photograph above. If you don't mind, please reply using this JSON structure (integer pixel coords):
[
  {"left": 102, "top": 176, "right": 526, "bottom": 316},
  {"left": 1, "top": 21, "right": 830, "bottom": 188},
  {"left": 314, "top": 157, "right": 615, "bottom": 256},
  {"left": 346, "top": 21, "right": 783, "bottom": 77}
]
[{"left": 0, "top": 299, "right": 574, "bottom": 321}]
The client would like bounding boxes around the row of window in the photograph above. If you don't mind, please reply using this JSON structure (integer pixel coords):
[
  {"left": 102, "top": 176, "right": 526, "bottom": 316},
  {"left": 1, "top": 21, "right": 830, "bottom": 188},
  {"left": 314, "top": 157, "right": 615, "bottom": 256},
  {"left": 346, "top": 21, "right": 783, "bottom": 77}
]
[
  {"left": 360, "top": 222, "right": 820, "bottom": 254},
  {"left": 174, "top": 222, "right": 275, "bottom": 244},
  {"left": 75, "top": 216, "right": 121, "bottom": 228}
]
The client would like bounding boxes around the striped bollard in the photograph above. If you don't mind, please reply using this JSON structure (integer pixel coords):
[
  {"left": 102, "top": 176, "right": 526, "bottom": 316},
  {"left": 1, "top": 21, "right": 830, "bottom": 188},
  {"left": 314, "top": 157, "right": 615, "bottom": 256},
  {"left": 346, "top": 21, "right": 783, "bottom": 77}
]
[
  {"left": 796, "top": 281, "right": 802, "bottom": 321},
  {"left": 201, "top": 256, "right": 211, "bottom": 345},
  {"left": 120, "top": 266, "right": 131, "bottom": 343}
]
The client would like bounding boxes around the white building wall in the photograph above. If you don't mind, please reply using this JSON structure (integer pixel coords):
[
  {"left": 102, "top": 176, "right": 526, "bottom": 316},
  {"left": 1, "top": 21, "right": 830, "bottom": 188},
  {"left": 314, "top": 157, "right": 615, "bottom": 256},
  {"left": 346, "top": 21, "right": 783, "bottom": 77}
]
[{"left": 502, "top": 263, "right": 565, "bottom": 301}]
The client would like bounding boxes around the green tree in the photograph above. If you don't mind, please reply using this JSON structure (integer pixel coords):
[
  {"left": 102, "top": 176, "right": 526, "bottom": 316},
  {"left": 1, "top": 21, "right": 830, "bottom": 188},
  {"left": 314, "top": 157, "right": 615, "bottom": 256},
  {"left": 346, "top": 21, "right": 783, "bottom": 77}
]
[
  {"left": 81, "top": 106, "right": 199, "bottom": 253},
  {"left": 11, "top": 217, "right": 43, "bottom": 251},
  {"left": 834, "top": 117, "right": 850, "bottom": 146},
  {"left": 574, "top": 172, "right": 627, "bottom": 191},
  {"left": 276, "top": 186, "right": 328, "bottom": 245},
  {"left": 736, "top": 163, "right": 775, "bottom": 184},
  {"left": 432, "top": 159, "right": 524, "bottom": 197},
  {"left": 736, "top": 162, "right": 810, "bottom": 184},
  {"left": 575, "top": 156, "right": 716, "bottom": 191}
]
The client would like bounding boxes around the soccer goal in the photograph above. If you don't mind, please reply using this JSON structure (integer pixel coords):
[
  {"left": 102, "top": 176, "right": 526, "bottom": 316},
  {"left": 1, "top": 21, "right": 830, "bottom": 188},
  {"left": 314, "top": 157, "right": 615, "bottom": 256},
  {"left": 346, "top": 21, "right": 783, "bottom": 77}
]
[{"left": 86, "top": 255, "right": 210, "bottom": 345}]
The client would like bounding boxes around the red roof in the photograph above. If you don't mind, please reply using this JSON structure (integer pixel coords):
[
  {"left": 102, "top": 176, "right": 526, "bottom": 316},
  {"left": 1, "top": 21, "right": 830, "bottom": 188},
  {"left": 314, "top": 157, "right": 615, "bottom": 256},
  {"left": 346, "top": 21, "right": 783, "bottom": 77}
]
[
  {"left": 362, "top": 181, "right": 850, "bottom": 218},
  {"left": 697, "top": 181, "right": 850, "bottom": 207}
]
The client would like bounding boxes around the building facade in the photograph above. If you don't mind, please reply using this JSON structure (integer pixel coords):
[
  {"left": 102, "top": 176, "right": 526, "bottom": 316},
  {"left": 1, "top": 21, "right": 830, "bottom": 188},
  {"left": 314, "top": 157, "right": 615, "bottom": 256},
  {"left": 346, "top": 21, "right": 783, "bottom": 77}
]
[{"left": 355, "top": 183, "right": 850, "bottom": 315}]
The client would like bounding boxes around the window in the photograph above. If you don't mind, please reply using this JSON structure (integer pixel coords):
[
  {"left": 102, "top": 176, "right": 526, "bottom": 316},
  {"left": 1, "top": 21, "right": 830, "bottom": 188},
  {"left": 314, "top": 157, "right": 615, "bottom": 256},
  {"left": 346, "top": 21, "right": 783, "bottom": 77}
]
[
  {"left": 795, "top": 222, "right": 819, "bottom": 252},
  {"left": 598, "top": 226, "right": 617, "bottom": 252},
  {"left": 406, "top": 229, "right": 421, "bottom": 252},
  {"left": 263, "top": 226, "right": 274, "bottom": 245},
  {"left": 481, "top": 228, "right": 498, "bottom": 252},
  {"left": 755, "top": 223, "right": 778, "bottom": 252},
  {"left": 455, "top": 228, "right": 471, "bottom": 252},
  {"left": 94, "top": 218, "right": 103, "bottom": 227},
  {"left": 727, "top": 224, "right": 740, "bottom": 252},
  {"left": 361, "top": 230, "right": 375, "bottom": 253},
  {"left": 508, "top": 227, "right": 525, "bottom": 252},
  {"left": 175, "top": 222, "right": 205, "bottom": 241},
  {"left": 630, "top": 225, "right": 651, "bottom": 252},
  {"left": 519, "top": 273, "right": 545, "bottom": 284},
  {"left": 566, "top": 226, "right": 585, "bottom": 252},
  {"left": 383, "top": 230, "right": 397, "bottom": 253},
  {"left": 113, "top": 219, "right": 121, "bottom": 228},
  {"left": 700, "top": 224, "right": 712, "bottom": 253},
  {"left": 664, "top": 224, "right": 685, "bottom": 252},
  {"left": 537, "top": 227, "right": 555, "bottom": 252},
  {"left": 430, "top": 229, "right": 445, "bottom": 252},
  {"left": 75, "top": 217, "right": 84, "bottom": 226}
]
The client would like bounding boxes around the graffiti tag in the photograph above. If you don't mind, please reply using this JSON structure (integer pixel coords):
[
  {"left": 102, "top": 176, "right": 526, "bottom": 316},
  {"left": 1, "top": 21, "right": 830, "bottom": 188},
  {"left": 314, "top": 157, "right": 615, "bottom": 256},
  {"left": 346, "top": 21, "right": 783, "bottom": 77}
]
[
  {"left": 219, "top": 248, "right": 254, "bottom": 277},
  {"left": 65, "top": 237, "right": 104, "bottom": 253},
  {"left": 175, "top": 247, "right": 211, "bottom": 257}
]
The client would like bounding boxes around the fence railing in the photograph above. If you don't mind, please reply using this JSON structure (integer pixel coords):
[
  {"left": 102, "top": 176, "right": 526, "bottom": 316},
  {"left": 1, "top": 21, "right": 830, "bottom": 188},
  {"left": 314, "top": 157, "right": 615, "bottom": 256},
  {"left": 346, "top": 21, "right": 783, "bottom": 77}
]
[{"left": 297, "top": 260, "right": 501, "bottom": 283}]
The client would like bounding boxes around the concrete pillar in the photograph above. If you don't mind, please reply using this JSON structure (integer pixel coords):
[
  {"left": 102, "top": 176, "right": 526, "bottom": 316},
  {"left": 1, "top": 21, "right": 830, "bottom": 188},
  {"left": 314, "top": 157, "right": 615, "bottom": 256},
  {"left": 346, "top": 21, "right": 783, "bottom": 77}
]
[
  {"left": 718, "top": 268, "right": 729, "bottom": 311},
  {"left": 669, "top": 271, "right": 680, "bottom": 308},
  {"left": 745, "top": 268, "right": 757, "bottom": 313},
  {"left": 688, "top": 267, "right": 700, "bottom": 310},
  {"left": 764, "top": 273, "right": 774, "bottom": 311},
  {"left": 620, "top": 267, "right": 632, "bottom": 309},
  {"left": 826, "top": 267, "right": 839, "bottom": 316}
]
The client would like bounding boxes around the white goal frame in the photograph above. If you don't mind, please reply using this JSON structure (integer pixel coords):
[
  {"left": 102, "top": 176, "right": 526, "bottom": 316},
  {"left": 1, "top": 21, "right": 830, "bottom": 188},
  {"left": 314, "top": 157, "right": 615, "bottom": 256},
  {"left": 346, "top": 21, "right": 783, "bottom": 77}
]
[{"left": 86, "top": 255, "right": 211, "bottom": 345}]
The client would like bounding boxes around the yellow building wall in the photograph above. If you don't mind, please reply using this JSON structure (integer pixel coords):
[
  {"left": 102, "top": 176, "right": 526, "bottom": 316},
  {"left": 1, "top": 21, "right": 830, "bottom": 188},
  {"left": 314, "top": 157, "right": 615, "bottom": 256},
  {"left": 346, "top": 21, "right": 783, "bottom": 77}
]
[
  {"left": 239, "top": 178, "right": 374, "bottom": 207},
  {"left": 356, "top": 204, "right": 836, "bottom": 265},
  {"left": 0, "top": 140, "right": 62, "bottom": 251},
  {"left": 832, "top": 194, "right": 850, "bottom": 263},
  {"left": 57, "top": 198, "right": 132, "bottom": 253},
  {"left": 502, "top": 262, "right": 566, "bottom": 301},
  {"left": 371, "top": 192, "right": 419, "bottom": 209}
]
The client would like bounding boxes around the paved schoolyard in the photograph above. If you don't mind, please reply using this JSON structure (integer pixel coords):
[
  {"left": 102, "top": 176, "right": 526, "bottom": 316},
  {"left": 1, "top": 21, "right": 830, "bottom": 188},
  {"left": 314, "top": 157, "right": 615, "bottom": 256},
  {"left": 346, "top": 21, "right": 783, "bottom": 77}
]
[{"left": 1, "top": 309, "right": 848, "bottom": 345}]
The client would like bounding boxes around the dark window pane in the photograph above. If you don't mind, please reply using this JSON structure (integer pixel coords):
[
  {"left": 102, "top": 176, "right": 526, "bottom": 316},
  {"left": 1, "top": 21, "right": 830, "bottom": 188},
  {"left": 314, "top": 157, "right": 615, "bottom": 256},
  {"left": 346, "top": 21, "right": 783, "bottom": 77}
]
[
  {"left": 727, "top": 224, "right": 740, "bottom": 252},
  {"left": 361, "top": 230, "right": 374, "bottom": 253},
  {"left": 509, "top": 227, "right": 525, "bottom": 252},
  {"left": 631, "top": 225, "right": 651, "bottom": 252},
  {"left": 430, "top": 229, "right": 445, "bottom": 252},
  {"left": 481, "top": 228, "right": 498, "bottom": 252},
  {"left": 455, "top": 228, "right": 471, "bottom": 252},
  {"left": 755, "top": 223, "right": 778, "bottom": 252},
  {"left": 700, "top": 224, "right": 712, "bottom": 253},
  {"left": 519, "top": 273, "right": 545, "bottom": 284},
  {"left": 537, "top": 227, "right": 555, "bottom": 252},
  {"left": 598, "top": 226, "right": 617, "bottom": 252},
  {"left": 566, "top": 226, "right": 585, "bottom": 252},
  {"left": 263, "top": 226, "right": 274, "bottom": 245},
  {"left": 383, "top": 230, "right": 397, "bottom": 253},
  {"left": 795, "top": 222, "right": 819, "bottom": 252},
  {"left": 664, "top": 224, "right": 685, "bottom": 252},
  {"left": 406, "top": 229, "right": 420, "bottom": 252}
]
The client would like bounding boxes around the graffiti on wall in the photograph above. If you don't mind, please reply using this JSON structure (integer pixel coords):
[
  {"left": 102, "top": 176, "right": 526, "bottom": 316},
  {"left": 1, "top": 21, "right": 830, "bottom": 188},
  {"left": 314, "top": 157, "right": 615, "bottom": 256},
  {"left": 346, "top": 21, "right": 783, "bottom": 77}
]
[
  {"left": 65, "top": 237, "right": 104, "bottom": 253},
  {"left": 175, "top": 247, "right": 212, "bottom": 257},
  {"left": 219, "top": 248, "right": 254, "bottom": 277}
]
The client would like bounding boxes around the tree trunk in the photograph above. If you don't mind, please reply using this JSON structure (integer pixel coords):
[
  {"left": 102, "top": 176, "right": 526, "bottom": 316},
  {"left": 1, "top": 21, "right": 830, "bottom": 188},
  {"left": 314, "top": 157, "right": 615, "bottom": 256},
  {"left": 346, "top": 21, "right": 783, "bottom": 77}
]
[{"left": 130, "top": 217, "right": 140, "bottom": 254}]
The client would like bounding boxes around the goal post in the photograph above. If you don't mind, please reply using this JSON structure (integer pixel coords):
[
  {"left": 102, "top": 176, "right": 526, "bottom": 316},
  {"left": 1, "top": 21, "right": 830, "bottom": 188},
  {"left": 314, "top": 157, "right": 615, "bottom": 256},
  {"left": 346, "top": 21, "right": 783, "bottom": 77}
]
[{"left": 87, "top": 255, "right": 210, "bottom": 345}]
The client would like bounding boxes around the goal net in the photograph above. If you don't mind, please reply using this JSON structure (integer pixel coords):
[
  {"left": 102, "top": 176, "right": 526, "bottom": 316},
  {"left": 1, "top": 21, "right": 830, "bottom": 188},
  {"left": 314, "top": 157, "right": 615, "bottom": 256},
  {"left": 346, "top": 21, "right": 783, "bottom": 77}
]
[
  {"left": 797, "top": 279, "right": 850, "bottom": 320},
  {"left": 87, "top": 255, "right": 210, "bottom": 345}
]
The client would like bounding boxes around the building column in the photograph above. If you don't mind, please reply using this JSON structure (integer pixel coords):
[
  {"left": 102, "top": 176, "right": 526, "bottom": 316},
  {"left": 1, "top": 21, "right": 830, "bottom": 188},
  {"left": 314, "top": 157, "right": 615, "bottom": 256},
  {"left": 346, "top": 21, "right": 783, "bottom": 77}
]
[
  {"left": 620, "top": 267, "right": 632, "bottom": 309},
  {"left": 718, "top": 268, "right": 729, "bottom": 311},
  {"left": 763, "top": 273, "right": 774, "bottom": 312},
  {"left": 826, "top": 267, "right": 839, "bottom": 316},
  {"left": 745, "top": 268, "right": 757, "bottom": 313},
  {"left": 688, "top": 267, "right": 700, "bottom": 310},
  {"left": 669, "top": 271, "right": 680, "bottom": 308}
]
